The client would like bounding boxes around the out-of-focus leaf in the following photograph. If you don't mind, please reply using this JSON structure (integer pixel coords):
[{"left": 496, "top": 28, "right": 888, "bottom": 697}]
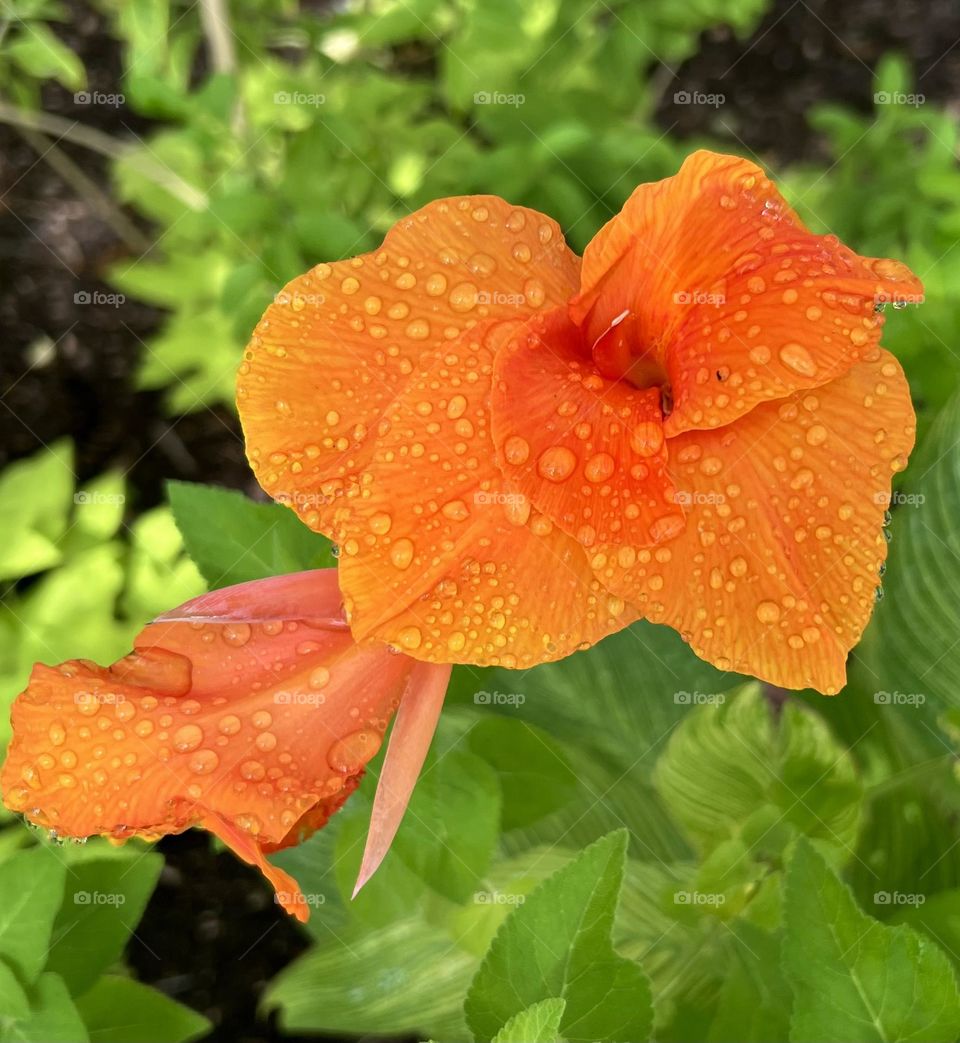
[
  {"left": 7, "top": 23, "right": 85, "bottom": 89},
  {"left": 0, "top": 846, "right": 67, "bottom": 984},
  {"left": 167, "top": 481, "right": 334, "bottom": 588},
  {"left": 74, "top": 976, "right": 210, "bottom": 1043},
  {"left": 2, "top": 972, "right": 88, "bottom": 1042}
]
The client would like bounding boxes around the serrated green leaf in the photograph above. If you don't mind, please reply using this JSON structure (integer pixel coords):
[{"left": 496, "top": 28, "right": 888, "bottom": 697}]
[
  {"left": 167, "top": 480, "right": 334, "bottom": 588},
  {"left": 74, "top": 976, "right": 210, "bottom": 1043},
  {"left": 465, "top": 830, "right": 653, "bottom": 1043},
  {"left": 783, "top": 838, "right": 960, "bottom": 1042},
  {"left": 491, "top": 997, "right": 566, "bottom": 1043}
]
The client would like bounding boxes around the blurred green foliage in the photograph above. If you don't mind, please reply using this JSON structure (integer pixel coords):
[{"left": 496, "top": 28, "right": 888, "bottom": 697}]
[{"left": 3, "top": 1, "right": 960, "bottom": 1041}]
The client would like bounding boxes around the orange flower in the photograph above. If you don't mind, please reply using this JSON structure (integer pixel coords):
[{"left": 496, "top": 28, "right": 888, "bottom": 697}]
[
  {"left": 239, "top": 150, "right": 920, "bottom": 693},
  {"left": 1, "top": 570, "right": 450, "bottom": 920}
]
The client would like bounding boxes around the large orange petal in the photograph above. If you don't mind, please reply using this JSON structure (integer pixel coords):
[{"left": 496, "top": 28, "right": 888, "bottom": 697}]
[
  {"left": 334, "top": 319, "right": 638, "bottom": 667},
  {"left": 571, "top": 150, "right": 923, "bottom": 435},
  {"left": 1, "top": 571, "right": 447, "bottom": 920},
  {"left": 589, "top": 349, "right": 915, "bottom": 693},
  {"left": 490, "top": 306, "right": 683, "bottom": 549},
  {"left": 237, "top": 195, "right": 580, "bottom": 538}
]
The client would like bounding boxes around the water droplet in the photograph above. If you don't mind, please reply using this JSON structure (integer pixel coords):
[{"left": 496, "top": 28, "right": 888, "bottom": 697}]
[
  {"left": 390, "top": 538, "right": 414, "bottom": 569},
  {"left": 503, "top": 435, "right": 530, "bottom": 465},
  {"left": 189, "top": 749, "right": 219, "bottom": 775},
  {"left": 537, "top": 446, "right": 577, "bottom": 482},
  {"left": 223, "top": 623, "right": 252, "bottom": 647},
  {"left": 779, "top": 342, "right": 817, "bottom": 376},
  {"left": 585, "top": 452, "right": 615, "bottom": 483},
  {"left": 218, "top": 715, "right": 241, "bottom": 736},
  {"left": 328, "top": 730, "right": 383, "bottom": 774},
  {"left": 173, "top": 724, "right": 203, "bottom": 752},
  {"left": 756, "top": 601, "right": 781, "bottom": 623}
]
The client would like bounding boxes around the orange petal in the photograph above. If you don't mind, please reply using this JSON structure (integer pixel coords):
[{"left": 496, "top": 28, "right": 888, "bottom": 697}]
[
  {"left": 334, "top": 319, "right": 639, "bottom": 667},
  {"left": 490, "top": 306, "right": 684, "bottom": 549},
  {"left": 589, "top": 349, "right": 916, "bottom": 693},
  {"left": 237, "top": 195, "right": 580, "bottom": 538},
  {"left": 571, "top": 150, "right": 924, "bottom": 435},
  {"left": 1, "top": 571, "right": 449, "bottom": 917},
  {"left": 354, "top": 659, "right": 452, "bottom": 897}
]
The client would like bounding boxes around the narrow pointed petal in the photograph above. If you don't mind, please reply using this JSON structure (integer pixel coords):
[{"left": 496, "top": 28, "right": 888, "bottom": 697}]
[{"left": 353, "top": 660, "right": 452, "bottom": 897}]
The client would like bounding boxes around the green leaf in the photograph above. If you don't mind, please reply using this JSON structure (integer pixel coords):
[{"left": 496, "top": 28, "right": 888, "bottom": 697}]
[
  {"left": 392, "top": 747, "right": 501, "bottom": 903},
  {"left": 0, "top": 958, "right": 29, "bottom": 1020},
  {"left": 47, "top": 845, "right": 163, "bottom": 993},
  {"left": 262, "top": 918, "right": 475, "bottom": 1041},
  {"left": 654, "top": 686, "right": 862, "bottom": 859},
  {"left": 7, "top": 23, "right": 85, "bottom": 89},
  {"left": 465, "top": 717, "right": 577, "bottom": 831},
  {"left": 1, "top": 973, "right": 88, "bottom": 1043},
  {"left": 75, "top": 976, "right": 210, "bottom": 1043},
  {"left": 491, "top": 998, "right": 566, "bottom": 1043},
  {"left": 871, "top": 391, "right": 960, "bottom": 714},
  {"left": 783, "top": 838, "right": 960, "bottom": 1042},
  {"left": 167, "top": 480, "right": 334, "bottom": 588},
  {"left": 465, "top": 830, "right": 653, "bottom": 1043},
  {"left": 0, "top": 846, "right": 67, "bottom": 984}
]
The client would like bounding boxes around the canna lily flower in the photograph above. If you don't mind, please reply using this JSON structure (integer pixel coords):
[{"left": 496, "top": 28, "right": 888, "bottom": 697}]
[
  {"left": 238, "top": 149, "right": 920, "bottom": 693},
  {"left": 1, "top": 569, "right": 450, "bottom": 920}
]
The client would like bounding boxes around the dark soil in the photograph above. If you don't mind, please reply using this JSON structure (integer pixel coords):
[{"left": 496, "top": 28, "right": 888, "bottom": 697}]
[{"left": 4, "top": 0, "right": 958, "bottom": 1040}]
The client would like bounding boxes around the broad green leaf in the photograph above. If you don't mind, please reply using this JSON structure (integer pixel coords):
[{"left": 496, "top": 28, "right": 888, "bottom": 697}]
[
  {"left": 654, "top": 686, "right": 862, "bottom": 858},
  {"left": 465, "top": 717, "right": 577, "bottom": 831},
  {"left": 0, "top": 958, "right": 29, "bottom": 1020},
  {"left": 1, "top": 972, "right": 87, "bottom": 1043},
  {"left": 262, "top": 918, "right": 475, "bottom": 1041},
  {"left": 75, "top": 976, "right": 210, "bottom": 1043},
  {"left": 47, "top": 845, "right": 163, "bottom": 994},
  {"left": 783, "top": 838, "right": 960, "bottom": 1042},
  {"left": 167, "top": 480, "right": 334, "bottom": 588},
  {"left": 0, "top": 846, "right": 67, "bottom": 983},
  {"left": 465, "top": 830, "right": 653, "bottom": 1043},
  {"left": 392, "top": 747, "right": 501, "bottom": 903},
  {"left": 7, "top": 23, "right": 85, "bottom": 89},
  {"left": 870, "top": 391, "right": 960, "bottom": 715},
  {"left": 491, "top": 998, "right": 566, "bottom": 1043}
]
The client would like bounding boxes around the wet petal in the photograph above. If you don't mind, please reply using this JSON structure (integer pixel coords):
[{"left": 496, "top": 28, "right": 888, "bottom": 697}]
[
  {"left": 589, "top": 350, "right": 915, "bottom": 693},
  {"left": 238, "top": 195, "right": 580, "bottom": 537},
  {"left": 354, "top": 659, "right": 452, "bottom": 897},
  {"left": 1, "top": 571, "right": 439, "bottom": 918},
  {"left": 334, "top": 319, "right": 638, "bottom": 667},
  {"left": 490, "top": 306, "right": 683, "bottom": 549},
  {"left": 571, "top": 150, "right": 924, "bottom": 435}
]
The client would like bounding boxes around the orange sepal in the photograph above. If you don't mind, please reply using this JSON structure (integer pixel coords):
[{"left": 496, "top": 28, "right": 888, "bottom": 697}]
[
  {"left": 589, "top": 349, "right": 915, "bottom": 693},
  {"left": 490, "top": 306, "right": 684, "bottom": 549},
  {"left": 571, "top": 150, "right": 924, "bottom": 435},
  {"left": 1, "top": 571, "right": 449, "bottom": 919}
]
